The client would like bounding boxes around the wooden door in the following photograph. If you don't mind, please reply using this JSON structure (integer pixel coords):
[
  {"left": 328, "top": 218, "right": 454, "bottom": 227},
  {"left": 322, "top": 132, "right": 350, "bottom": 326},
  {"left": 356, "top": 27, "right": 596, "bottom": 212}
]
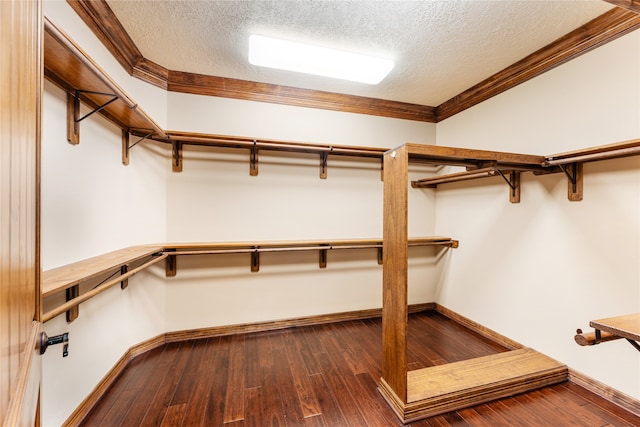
[{"left": 1, "top": 0, "right": 42, "bottom": 425}]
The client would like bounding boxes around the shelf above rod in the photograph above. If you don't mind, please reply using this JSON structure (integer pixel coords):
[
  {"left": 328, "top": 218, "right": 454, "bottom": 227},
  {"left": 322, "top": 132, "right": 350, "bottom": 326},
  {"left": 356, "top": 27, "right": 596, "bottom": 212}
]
[
  {"left": 544, "top": 138, "right": 640, "bottom": 166},
  {"left": 43, "top": 16, "right": 167, "bottom": 144},
  {"left": 163, "top": 237, "right": 458, "bottom": 275}
]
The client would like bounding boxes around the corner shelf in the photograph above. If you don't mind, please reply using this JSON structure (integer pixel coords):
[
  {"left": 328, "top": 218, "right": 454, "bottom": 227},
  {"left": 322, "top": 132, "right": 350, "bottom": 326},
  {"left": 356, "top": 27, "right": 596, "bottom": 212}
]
[{"left": 44, "top": 16, "right": 166, "bottom": 148}]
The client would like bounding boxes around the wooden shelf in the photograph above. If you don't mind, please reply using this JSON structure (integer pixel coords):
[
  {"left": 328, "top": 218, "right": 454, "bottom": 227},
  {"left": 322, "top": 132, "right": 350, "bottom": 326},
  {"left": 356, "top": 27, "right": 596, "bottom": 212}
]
[
  {"left": 41, "top": 245, "right": 164, "bottom": 298},
  {"left": 545, "top": 138, "right": 640, "bottom": 166},
  {"left": 575, "top": 313, "right": 640, "bottom": 351},
  {"left": 159, "top": 131, "right": 387, "bottom": 175},
  {"left": 41, "top": 237, "right": 457, "bottom": 323},
  {"left": 44, "top": 16, "right": 166, "bottom": 144}
]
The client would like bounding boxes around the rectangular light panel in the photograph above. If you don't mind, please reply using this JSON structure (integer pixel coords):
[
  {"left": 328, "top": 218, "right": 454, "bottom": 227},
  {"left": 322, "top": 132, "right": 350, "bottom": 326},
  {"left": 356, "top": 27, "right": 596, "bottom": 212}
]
[{"left": 249, "top": 34, "right": 394, "bottom": 85}]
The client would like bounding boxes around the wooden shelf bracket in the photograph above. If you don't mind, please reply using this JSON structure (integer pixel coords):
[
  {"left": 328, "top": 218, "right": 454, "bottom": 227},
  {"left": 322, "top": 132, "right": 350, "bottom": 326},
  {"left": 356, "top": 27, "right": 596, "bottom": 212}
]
[
  {"left": 172, "top": 141, "right": 183, "bottom": 172},
  {"left": 558, "top": 162, "right": 583, "bottom": 201},
  {"left": 65, "top": 285, "right": 79, "bottom": 322},
  {"left": 250, "top": 140, "right": 259, "bottom": 176},
  {"left": 320, "top": 151, "right": 328, "bottom": 179},
  {"left": 122, "top": 128, "right": 156, "bottom": 165},
  {"left": 495, "top": 170, "right": 521, "bottom": 203},
  {"left": 251, "top": 248, "right": 260, "bottom": 272},
  {"left": 67, "top": 89, "right": 118, "bottom": 145}
]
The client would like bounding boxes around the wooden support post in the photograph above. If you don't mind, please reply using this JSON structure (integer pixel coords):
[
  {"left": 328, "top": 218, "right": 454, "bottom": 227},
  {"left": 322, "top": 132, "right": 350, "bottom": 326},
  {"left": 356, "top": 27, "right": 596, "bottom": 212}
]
[
  {"left": 251, "top": 250, "right": 260, "bottom": 272},
  {"left": 65, "top": 285, "right": 79, "bottom": 322},
  {"left": 172, "top": 141, "right": 183, "bottom": 172},
  {"left": 381, "top": 145, "right": 409, "bottom": 403},
  {"left": 67, "top": 91, "right": 80, "bottom": 145},
  {"left": 165, "top": 255, "right": 177, "bottom": 277},
  {"left": 120, "top": 265, "right": 129, "bottom": 289},
  {"left": 122, "top": 129, "right": 130, "bottom": 165}
]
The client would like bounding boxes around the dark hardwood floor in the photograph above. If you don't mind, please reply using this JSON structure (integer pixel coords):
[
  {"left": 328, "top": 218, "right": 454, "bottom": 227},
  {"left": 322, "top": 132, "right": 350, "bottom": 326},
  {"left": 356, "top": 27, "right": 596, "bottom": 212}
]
[{"left": 80, "top": 311, "right": 640, "bottom": 426}]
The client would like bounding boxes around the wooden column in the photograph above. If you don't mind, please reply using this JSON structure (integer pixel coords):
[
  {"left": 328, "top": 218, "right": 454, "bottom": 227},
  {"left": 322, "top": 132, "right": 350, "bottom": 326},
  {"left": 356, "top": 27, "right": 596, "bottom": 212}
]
[
  {"left": 1, "top": 0, "right": 42, "bottom": 424},
  {"left": 381, "top": 144, "right": 409, "bottom": 403}
]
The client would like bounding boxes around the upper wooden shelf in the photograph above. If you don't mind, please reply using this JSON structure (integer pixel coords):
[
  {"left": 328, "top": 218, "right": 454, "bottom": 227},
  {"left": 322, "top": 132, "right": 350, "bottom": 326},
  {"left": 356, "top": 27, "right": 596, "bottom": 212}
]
[
  {"left": 41, "top": 245, "right": 164, "bottom": 298},
  {"left": 43, "top": 16, "right": 166, "bottom": 140},
  {"left": 402, "top": 143, "right": 546, "bottom": 169},
  {"left": 545, "top": 138, "right": 640, "bottom": 166},
  {"left": 163, "top": 131, "right": 388, "bottom": 158}
]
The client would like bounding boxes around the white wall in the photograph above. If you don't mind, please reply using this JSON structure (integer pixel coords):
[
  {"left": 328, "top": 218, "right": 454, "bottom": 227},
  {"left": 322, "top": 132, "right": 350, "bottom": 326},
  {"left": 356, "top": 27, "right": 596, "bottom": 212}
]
[
  {"left": 435, "top": 31, "right": 640, "bottom": 399},
  {"left": 164, "top": 93, "right": 438, "bottom": 330},
  {"left": 40, "top": 81, "right": 168, "bottom": 425}
]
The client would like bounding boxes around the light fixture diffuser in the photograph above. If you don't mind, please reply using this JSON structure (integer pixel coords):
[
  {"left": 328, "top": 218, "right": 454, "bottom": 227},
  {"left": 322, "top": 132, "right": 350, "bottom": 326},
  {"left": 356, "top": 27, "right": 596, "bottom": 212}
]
[{"left": 248, "top": 34, "right": 394, "bottom": 85}]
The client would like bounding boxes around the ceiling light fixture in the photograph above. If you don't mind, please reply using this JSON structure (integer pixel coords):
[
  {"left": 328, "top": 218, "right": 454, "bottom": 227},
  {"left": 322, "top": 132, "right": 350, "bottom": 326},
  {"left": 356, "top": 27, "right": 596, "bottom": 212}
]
[{"left": 248, "top": 34, "right": 394, "bottom": 85}]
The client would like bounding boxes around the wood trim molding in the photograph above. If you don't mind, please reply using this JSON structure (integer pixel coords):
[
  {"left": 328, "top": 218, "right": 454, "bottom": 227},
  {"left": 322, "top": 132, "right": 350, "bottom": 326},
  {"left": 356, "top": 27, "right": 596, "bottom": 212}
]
[
  {"left": 165, "top": 303, "right": 435, "bottom": 343},
  {"left": 568, "top": 369, "right": 640, "bottom": 416},
  {"left": 167, "top": 71, "right": 436, "bottom": 122},
  {"left": 66, "top": 1, "right": 640, "bottom": 123},
  {"left": 604, "top": 0, "right": 640, "bottom": 14},
  {"left": 435, "top": 7, "right": 640, "bottom": 121}
]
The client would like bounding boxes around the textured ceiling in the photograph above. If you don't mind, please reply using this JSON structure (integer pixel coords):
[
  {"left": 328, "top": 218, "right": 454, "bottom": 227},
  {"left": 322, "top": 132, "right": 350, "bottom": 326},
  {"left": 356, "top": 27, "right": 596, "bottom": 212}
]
[{"left": 106, "top": 0, "right": 613, "bottom": 107}]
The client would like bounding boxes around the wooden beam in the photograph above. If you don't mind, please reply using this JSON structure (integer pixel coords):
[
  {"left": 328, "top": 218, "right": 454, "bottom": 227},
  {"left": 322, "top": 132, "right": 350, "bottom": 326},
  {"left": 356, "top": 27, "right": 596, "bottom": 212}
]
[{"left": 382, "top": 145, "right": 409, "bottom": 402}]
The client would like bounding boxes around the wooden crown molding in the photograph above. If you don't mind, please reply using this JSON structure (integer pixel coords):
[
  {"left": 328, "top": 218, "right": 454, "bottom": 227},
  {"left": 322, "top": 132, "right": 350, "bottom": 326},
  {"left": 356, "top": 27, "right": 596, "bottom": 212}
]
[
  {"left": 604, "top": 0, "right": 640, "bottom": 14},
  {"left": 167, "top": 71, "right": 436, "bottom": 122},
  {"left": 435, "top": 7, "right": 640, "bottom": 121},
  {"left": 67, "top": 0, "right": 640, "bottom": 123}
]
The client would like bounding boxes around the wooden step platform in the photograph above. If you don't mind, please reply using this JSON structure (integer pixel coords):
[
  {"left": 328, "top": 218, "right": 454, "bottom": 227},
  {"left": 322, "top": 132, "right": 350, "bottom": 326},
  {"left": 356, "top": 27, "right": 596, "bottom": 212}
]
[{"left": 379, "top": 348, "right": 568, "bottom": 424}]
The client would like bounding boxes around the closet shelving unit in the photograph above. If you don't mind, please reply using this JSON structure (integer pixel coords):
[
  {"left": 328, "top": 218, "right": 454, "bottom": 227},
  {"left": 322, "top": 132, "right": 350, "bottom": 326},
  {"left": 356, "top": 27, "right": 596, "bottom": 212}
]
[{"left": 41, "top": 17, "right": 458, "bottom": 326}]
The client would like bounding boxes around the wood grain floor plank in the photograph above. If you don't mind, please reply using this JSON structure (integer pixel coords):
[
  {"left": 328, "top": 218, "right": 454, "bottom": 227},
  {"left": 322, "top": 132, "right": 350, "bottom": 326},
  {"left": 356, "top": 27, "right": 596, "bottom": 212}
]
[
  {"left": 160, "top": 403, "right": 187, "bottom": 426},
  {"left": 314, "top": 350, "right": 368, "bottom": 426},
  {"left": 223, "top": 334, "right": 246, "bottom": 424},
  {"left": 243, "top": 387, "right": 264, "bottom": 427},
  {"left": 271, "top": 347, "right": 305, "bottom": 426},
  {"left": 119, "top": 343, "right": 179, "bottom": 426},
  {"left": 201, "top": 338, "right": 232, "bottom": 426},
  {"left": 282, "top": 330, "right": 322, "bottom": 418},
  {"left": 308, "top": 373, "right": 347, "bottom": 426},
  {"left": 139, "top": 341, "right": 195, "bottom": 427}
]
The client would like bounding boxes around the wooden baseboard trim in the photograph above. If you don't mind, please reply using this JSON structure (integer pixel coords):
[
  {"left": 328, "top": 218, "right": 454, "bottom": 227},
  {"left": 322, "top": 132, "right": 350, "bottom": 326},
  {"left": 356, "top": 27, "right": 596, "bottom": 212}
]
[
  {"left": 568, "top": 369, "right": 640, "bottom": 416},
  {"left": 434, "top": 303, "right": 523, "bottom": 350},
  {"left": 165, "top": 303, "right": 435, "bottom": 343}
]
